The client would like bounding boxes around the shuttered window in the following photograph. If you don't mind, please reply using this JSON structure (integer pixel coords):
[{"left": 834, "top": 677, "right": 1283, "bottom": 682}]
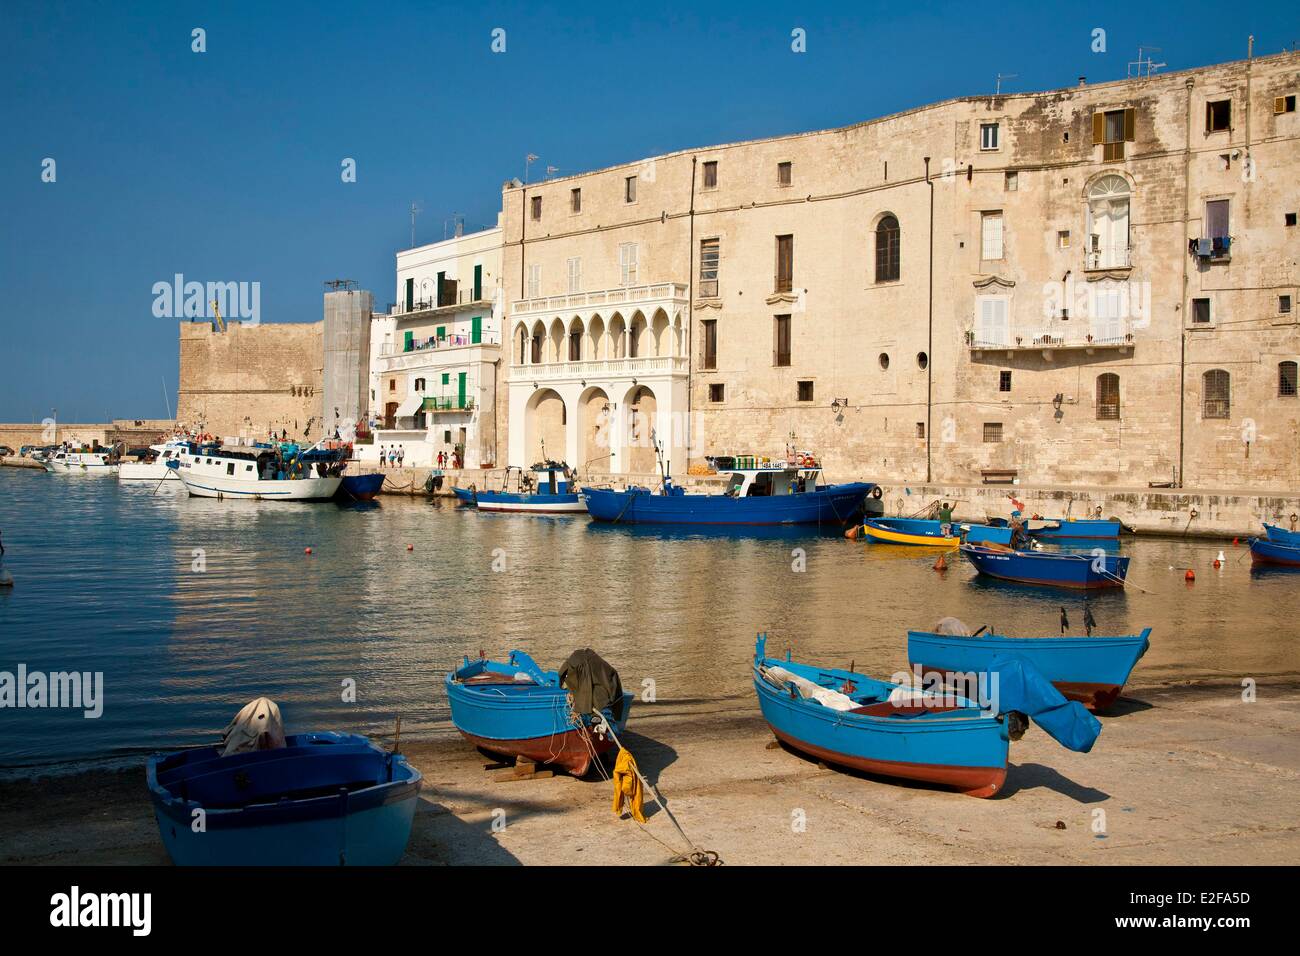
[
  {"left": 566, "top": 257, "right": 581, "bottom": 293},
  {"left": 1093, "top": 108, "right": 1135, "bottom": 161},
  {"left": 699, "top": 238, "right": 720, "bottom": 297},
  {"left": 773, "top": 314, "right": 791, "bottom": 366},
  {"left": 702, "top": 161, "right": 718, "bottom": 188},
  {"left": 701, "top": 320, "right": 717, "bottom": 370},
  {"left": 775, "top": 235, "right": 794, "bottom": 292},
  {"left": 619, "top": 243, "right": 638, "bottom": 286},
  {"left": 527, "top": 264, "right": 541, "bottom": 299},
  {"left": 981, "top": 212, "right": 1004, "bottom": 260},
  {"left": 530, "top": 196, "right": 542, "bottom": 220}
]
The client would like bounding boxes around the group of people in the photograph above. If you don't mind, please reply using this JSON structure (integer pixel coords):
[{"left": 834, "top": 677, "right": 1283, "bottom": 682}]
[{"left": 376, "top": 446, "right": 462, "bottom": 470}]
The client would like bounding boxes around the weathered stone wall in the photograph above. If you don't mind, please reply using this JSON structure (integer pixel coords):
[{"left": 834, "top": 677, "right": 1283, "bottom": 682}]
[
  {"left": 499, "top": 51, "right": 1300, "bottom": 491},
  {"left": 177, "top": 321, "right": 323, "bottom": 441}
]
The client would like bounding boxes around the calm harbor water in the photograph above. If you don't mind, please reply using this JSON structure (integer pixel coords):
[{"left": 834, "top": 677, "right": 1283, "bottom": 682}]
[{"left": 1, "top": 467, "right": 1297, "bottom": 776}]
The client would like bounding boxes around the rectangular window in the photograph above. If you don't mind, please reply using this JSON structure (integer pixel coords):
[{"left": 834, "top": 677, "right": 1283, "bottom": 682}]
[
  {"left": 797, "top": 380, "right": 814, "bottom": 402},
  {"left": 981, "top": 212, "right": 1004, "bottom": 260},
  {"left": 777, "top": 161, "right": 792, "bottom": 186},
  {"left": 527, "top": 264, "right": 541, "bottom": 299},
  {"left": 980, "top": 123, "right": 1000, "bottom": 150},
  {"left": 624, "top": 175, "right": 637, "bottom": 203},
  {"left": 1094, "top": 108, "right": 1135, "bottom": 161},
  {"left": 709, "top": 383, "right": 725, "bottom": 403},
  {"left": 775, "top": 234, "right": 794, "bottom": 292},
  {"left": 566, "top": 257, "right": 581, "bottom": 294},
  {"left": 915, "top": 422, "right": 925, "bottom": 439},
  {"left": 975, "top": 295, "right": 1010, "bottom": 346},
  {"left": 983, "top": 422, "right": 1003, "bottom": 443},
  {"left": 702, "top": 161, "right": 718, "bottom": 188},
  {"left": 1206, "top": 99, "right": 1231, "bottom": 132},
  {"left": 1192, "top": 297, "right": 1211, "bottom": 324},
  {"left": 618, "top": 242, "right": 638, "bottom": 286},
  {"left": 530, "top": 195, "right": 542, "bottom": 221},
  {"left": 1205, "top": 199, "right": 1230, "bottom": 240},
  {"left": 1280, "top": 363, "right": 1298, "bottom": 397},
  {"left": 1004, "top": 170, "right": 1018, "bottom": 191},
  {"left": 1287, "top": 213, "right": 1298, "bottom": 227},
  {"left": 699, "top": 238, "right": 720, "bottom": 297},
  {"left": 1276, "top": 95, "right": 1297, "bottom": 114},
  {"left": 1097, "top": 374, "right": 1121, "bottom": 420},
  {"left": 1203, "top": 370, "right": 1231, "bottom": 419},
  {"left": 570, "top": 187, "right": 581, "bottom": 213},
  {"left": 999, "top": 370, "right": 1012, "bottom": 392},
  {"left": 1281, "top": 295, "right": 1293, "bottom": 315},
  {"left": 1058, "top": 230, "right": 1071, "bottom": 249},
  {"left": 701, "top": 319, "right": 717, "bottom": 370},
  {"left": 773, "top": 314, "right": 791, "bottom": 367}
]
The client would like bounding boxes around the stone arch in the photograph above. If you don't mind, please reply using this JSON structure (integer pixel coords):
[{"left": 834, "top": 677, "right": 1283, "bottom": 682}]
[
  {"left": 588, "top": 314, "right": 606, "bottom": 359},
  {"left": 623, "top": 383, "right": 658, "bottom": 474},
  {"left": 629, "top": 310, "right": 649, "bottom": 359},
  {"left": 529, "top": 320, "right": 546, "bottom": 364},
  {"left": 672, "top": 311, "right": 684, "bottom": 357},
  {"left": 547, "top": 318, "right": 566, "bottom": 363},
  {"left": 566, "top": 316, "right": 585, "bottom": 361},
  {"left": 650, "top": 308, "right": 671, "bottom": 356},
  {"left": 578, "top": 385, "right": 612, "bottom": 473},
  {"left": 524, "top": 387, "right": 567, "bottom": 463},
  {"left": 513, "top": 321, "right": 530, "bottom": 365},
  {"left": 609, "top": 312, "right": 627, "bottom": 358}
]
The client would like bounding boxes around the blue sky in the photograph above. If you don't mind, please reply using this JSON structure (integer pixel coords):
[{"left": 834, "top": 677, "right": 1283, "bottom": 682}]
[{"left": 1, "top": 0, "right": 1294, "bottom": 422}]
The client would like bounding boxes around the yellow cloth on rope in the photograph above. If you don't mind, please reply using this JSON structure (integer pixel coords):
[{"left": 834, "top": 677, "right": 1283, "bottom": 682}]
[{"left": 611, "top": 747, "right": 646, "bottom": 824}]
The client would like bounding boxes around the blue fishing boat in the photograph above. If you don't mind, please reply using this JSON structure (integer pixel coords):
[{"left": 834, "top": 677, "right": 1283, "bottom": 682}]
[
  {"left": 452, "top": 462, "right": 585, "bottom": 514},
  {"left": 961, "top": 544, "right": 1129, "bottom": 589},
  {"left": 446, "top": 649, "right": 633, "bottom": 776},
  {"left": 907, "top": 626, "right": 1152, "bottom": 711},
  {"left": 1249, "top": 536, "right": 1300, "bottom": 567},
  {"left": 338, "top": 472, "right": 386, "bottom": 501},
  {"left": 752, "top": 635, "right": 1101, "bottom": 798},
  {"left": 147, "top": 732, "right": 421, "bottom": 866},
  {"left": 856, "top": 516, "right": 1012, "bottom": 547},
  {"left": 1262, "top": 522, "right": 1300, "bottom": 547},
  {"left": 584, "top": 457, "right": 872, "bottom": 526},
  {"left": 1027, "top": 518, "right": 1124, "bottom": 540}
]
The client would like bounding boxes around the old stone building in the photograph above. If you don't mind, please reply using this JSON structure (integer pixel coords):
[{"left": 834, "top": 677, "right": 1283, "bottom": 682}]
[
  {"left": 177, "top": 320, "right": 324, "bottom": 441},
  {"left": 499, "top": 51, "right": 1300, "bottom": 490}
]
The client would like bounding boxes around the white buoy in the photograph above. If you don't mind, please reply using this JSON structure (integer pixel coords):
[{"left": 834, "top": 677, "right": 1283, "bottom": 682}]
[{"left": 1216, "top": 550, "right": 1226, "bottom": 564}]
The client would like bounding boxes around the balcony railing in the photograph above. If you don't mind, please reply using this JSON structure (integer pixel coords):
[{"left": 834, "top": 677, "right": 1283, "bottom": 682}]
[
  {"left": 512, "top": 282, "right": 689, "bottom": 316},
  {"left": 422, "top": 396, "right": 475, "bottom": 413},
  {"left": 509, "top": 355, "right": 688, "bottom": 382},
  {"left": 967, "top": 319, "right": 1135, "bottom": 351},
  {"left": 391, "top": 284, "right": 490, "bottom": 317},
  {"left": 1086, "top": 247, "right": 1132, "bottom": 270}
]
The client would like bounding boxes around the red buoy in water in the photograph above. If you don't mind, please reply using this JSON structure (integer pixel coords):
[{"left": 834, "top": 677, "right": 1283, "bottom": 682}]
[
  {"left": 407, "top": 544, "right": 414, "bottom": 551},
  {"left": 1185, "top": 569, "right": 1195, "bottom": 582},
  {"left": 304, "top": 547, "right": 312, "bottom": 555},
  {"left": 934, "top": 553, "right": 948, "bottom": 572}
]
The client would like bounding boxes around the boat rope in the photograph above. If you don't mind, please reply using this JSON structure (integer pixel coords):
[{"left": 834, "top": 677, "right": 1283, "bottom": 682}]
[
  {"left": 586, "top": 714, "right": 722, "bottom": 866},
  {"left": 611, "top": 487, "right": 641, "bottom": 524}
]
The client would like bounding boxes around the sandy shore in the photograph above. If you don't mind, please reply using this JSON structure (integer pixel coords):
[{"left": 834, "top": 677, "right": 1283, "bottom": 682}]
[{"left": 2, "top": 680, "right": 1298, "bottom": 866}]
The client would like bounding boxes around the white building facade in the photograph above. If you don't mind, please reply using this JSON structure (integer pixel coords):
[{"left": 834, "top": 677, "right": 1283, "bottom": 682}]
[{"left": 365, "top": 224, "right": 504, "bottom": 468}]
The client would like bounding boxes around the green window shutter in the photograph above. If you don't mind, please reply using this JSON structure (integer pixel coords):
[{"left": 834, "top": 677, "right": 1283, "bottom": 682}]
[
  {"left": 473, "top": 264, "right": 483, "bottom": 300},
  {"left": 436, "top": 325, "right": 446, "bottom": 340},
  {"left": 405, "top": 278, "right": 414, "bottom": 312},
  {"left": 441, "top": 372, "right": 450, "bottom": 385},
  {"left": 403, "top": 330, "right": 413, "bottom": 352},
  {"left": 471, "top": 316, "right": 482, "bottom": 344},
  {"left": 458, "top": 372, "right": 467, "bottom": 408}
]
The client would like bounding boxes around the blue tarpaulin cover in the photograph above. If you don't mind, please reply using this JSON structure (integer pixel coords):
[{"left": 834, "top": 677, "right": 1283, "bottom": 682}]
[{"left": 989, "top": 655, "right": 1103, "bottom": 753}]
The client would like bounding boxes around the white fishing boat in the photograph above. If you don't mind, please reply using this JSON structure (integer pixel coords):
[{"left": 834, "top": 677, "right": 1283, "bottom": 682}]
[
  {"left": 43, "top": 449, "right": 119, "bottom": 476},
  {"left": 118, "top": 441, "right": 188, "bottom": 481},
  {"left": 175, "top": 442, "right": 342, "bottom": 501}
]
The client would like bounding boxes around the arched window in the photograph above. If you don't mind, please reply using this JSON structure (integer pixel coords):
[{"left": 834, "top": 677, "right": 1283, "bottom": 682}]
[
  {"left": 1096, "top": 373, "right": 1120, "bottom": 420},
  {"left": 875, "top": 215, "right": 900, "bottom": 282},
  {"left": 1087, "top": 174, "right": 1131, "bottom": 269},
  {"left": 1279, "top": 361, "right": 1298, "bottom": 397},
  {"left": 1203, "top": 369, "right": 1230, "bottom": 419}
]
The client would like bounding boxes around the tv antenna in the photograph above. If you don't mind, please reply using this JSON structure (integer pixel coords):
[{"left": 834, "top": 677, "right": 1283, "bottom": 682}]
[
  {"left": 995, "top": 72, "right": 1018, "bottom": 95},
  {"left": 409, "top": 201, "right": 422, "bottom": 247},
  {"left": 1128, "top": 46, "right": 1165, "bottom": 78},
  {"left": 444, "top": 213, "right": 464, "bottom": 240}
]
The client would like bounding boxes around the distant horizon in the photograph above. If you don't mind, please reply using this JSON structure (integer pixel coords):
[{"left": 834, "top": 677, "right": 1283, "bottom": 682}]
[{"left": 3, "top": 0, "right": 1295, "bottom": 422}]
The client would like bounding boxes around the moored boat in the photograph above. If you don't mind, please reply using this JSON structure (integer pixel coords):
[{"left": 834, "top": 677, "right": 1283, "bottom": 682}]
[
  {"left": 452, "top": 461, "right": 585, "bottom": 514},
  {"left": 337, "top": 472, "right": 386, "bottom": 501},
  {"left": 175, "top": 440, "right": 344, "bottom": 501},
  {"left": 147, "top": 729, "right": 421, "bottom": 866},
  {"left": 1261, "top": 522, "right": 1300, "bottom": 547},
  {"left": 43, "top": 447, "right": 119, "bottom": 476},
  {"left": 445, "top": 649, "right": 633, "bottom": 776},
  {"left": 961, "top": 544, "right": 1129, "bottom": 589},
  {"left": 858, "top": 516, "right": 1013, "bottom": 547},
  {"left": 118, "top": 440, "right": 189, "bottom": 481},
  {"left": 752, "top": 634, "right": 1101, "bottom": 798},
  {"left": 1026, "top": 517, "right": 1124, "bottom": 540},
  {"left": 1249, "top": 536, "right": 1300, "bottom": 567},
  {"left": 907, "top": 625, "right": 1152, "bottom": 711}
]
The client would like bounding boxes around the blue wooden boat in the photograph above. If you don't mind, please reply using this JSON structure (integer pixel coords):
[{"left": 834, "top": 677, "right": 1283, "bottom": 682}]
[
  {"left": 147, "top": 732, "right": 421, "bottom": 866},
  {"left": 858, "top": 517, "right": 1012, "bottom": 546},
  {"left": 446, "top": 650, "right": 633, "bottom": 775},
  {"left": 453, "top": 462, "right": 585, "bottom": 514},
  {"left": 1249, "top": 536, "right": 1300, "bottom": 567},
  {"left": 907, "top": 627, "right": 1152, "bottom": 711},
  {"left": 584, "top": 464, "right": 873, "bottom": 526},
  {"left": 338, "top": 472, "right": 386, "bottom": 501},
  {"left": 961, "top": 544, "right": 1129, "bottom": 589},
  {"left": 753, "top": 635, "right": 1101, "bottom": 798},
  {"left": 1027, "top": 518, "right": 1123, "bottom": 540},
  {"left": 1262, "top": 522, "right": 1300, "bottom": 547}
]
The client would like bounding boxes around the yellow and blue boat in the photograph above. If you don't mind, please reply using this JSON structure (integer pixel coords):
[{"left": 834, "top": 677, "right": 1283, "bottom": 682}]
[{"left": 858, "top": 517, "right": 1013, "bottom": 547}]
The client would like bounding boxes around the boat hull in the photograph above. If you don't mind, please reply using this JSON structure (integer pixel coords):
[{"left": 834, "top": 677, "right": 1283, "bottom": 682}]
[
  {"left": 452, "top": 487, "right": 586, "bottom": 513},
  {"left": 338, "top": 472, "right": 386, "bottom": 501},
  {"left": 961, "top": 545, "right": 1129, "bottom": 589},
  {"left": 178, "top": 470, "right": 342, "bottom": 500},
  {"left": 118, "top": 462, "right": 178, "bottom": 481},
  {"left": 583, "top": 482, "right": 874, "bottom": 525},
  {"left": 1250, "top": 537, "right": 1300, "bottom": 567},
  {"left": 907, "top": 628, "right": 1151, "bottom": 712},
  {"left": 862, "top": 517, "right": 1012, "bottom": 547},
  {"left": 45, "top": 460, "right": 118, "bottom": 476},
  {"left": 456, "top": 726, "right": 617, "bottom": 776},
  {"left": 1262, "top": 523, "right": 1300, "bottom": 547},
  {"left": 1028, "top": 519, "right": 1123, "bottom": 540}
]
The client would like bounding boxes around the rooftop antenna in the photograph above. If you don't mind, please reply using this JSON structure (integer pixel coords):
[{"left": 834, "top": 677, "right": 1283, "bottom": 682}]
[
  {"left": 443, "top": 213, "right": 464, "bottom": 241},
  {"left": 1128, "top": 45, "right": 1165, "bottom": 79},
  {"left": 545, "top": 165, "right": 560, "bottom": 179},
  {"left": 994, "top": 72, "right": 1018, "bottom": 95},
  {"left": 524, "top": 153, "right": 539, "bottom": 184},
  {"left": 409, "top": 201, "right": 422, "bottom": 248}
]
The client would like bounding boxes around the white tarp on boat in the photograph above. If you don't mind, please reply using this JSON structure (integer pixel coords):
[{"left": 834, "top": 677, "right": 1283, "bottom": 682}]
[
  {"left": 221, "top": 697, "right": 286, "bottom": 756},
  {"left": 762, "top": 666, "right": 857, "bottom": 711}
]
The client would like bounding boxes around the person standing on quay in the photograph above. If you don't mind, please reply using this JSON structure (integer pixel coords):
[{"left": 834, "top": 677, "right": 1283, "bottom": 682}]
[{"left": 397, "top": 447, "right": 405, "bottom": 468}]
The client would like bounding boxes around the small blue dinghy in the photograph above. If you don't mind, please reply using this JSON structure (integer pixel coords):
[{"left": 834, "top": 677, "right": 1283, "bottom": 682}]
[
  {"left": 1250, "top": 536, "right": 1300, "bottom": 567},
  {"left": 147, "top": 729, "right": 421, "bottom": 866},
  {"left": 1262, "top": 522, "right": 1300, "bottom": 547},
  {"left": 961, "top": 544, "right": 1129, "bottom": 589}
]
